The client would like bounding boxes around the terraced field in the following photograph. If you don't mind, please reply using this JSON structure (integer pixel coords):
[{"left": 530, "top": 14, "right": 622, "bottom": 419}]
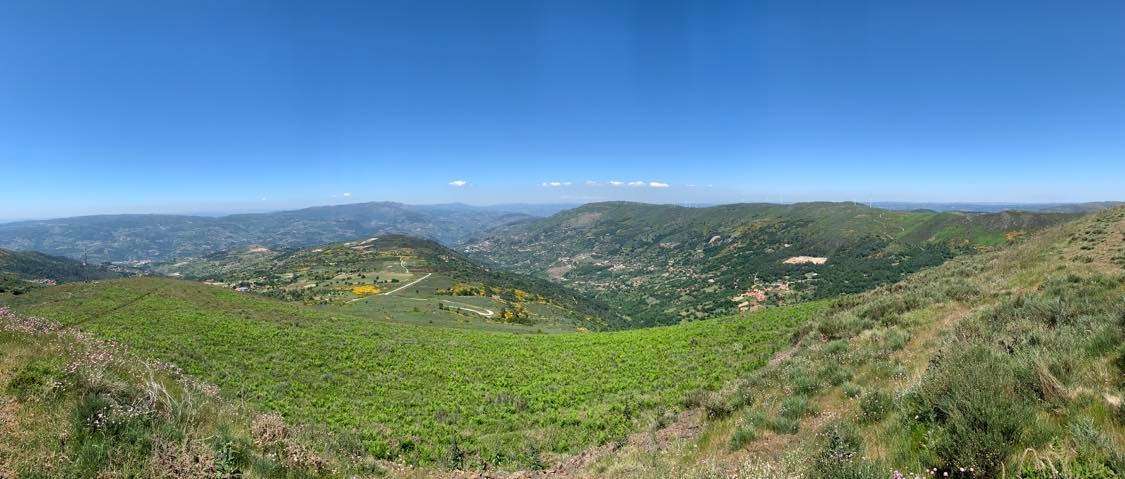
[{"left": 6, "top": 277, "right": 826, "bottom": 469}]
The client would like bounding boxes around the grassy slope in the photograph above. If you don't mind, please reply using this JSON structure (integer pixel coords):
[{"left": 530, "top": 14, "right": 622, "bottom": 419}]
[
  {"left": 4, "top": 276, "right": 826, "bottom": 471},
  {"left": 582, "top": 207, "right": 1124, "bottom": 478},
  {"left": 466, "top": 202, "right": 1076, "bottom": 326},
  {"left": 0, "top": 306, "right": 374, "bottom": 478}
]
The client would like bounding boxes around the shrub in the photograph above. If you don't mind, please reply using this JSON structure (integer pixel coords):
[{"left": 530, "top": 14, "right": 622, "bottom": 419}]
[
  {"left": 808, "top": 422, "right": 881, "bottom": 479},
  {"left": 817, "top": 312, "right": 870, "bottom": 340},
  {"left": 819, "top": 363, "right": 852, "bottom": 387},
  {"left": 857, "top": 293, "right": 925, "bottom": 325},
  {"left": 842, "top": 382, "right": 862, "bottom": 399},
  {"left": 789, "top": 366, "right": 823, "bottom": 395},
  {"left": 941, "top": 281, "right": 981, "bottom": 302},
  {"left": 780, "top": 395, "right": 815, "bottom": 420},
  {"left": 729, "top": 426, "right": 757, "bottom": 450},
  {"left": 902, "top": 345, "right": 1033, "bottom": 475},
  {"left": 884, "top": 327, "right": 910, "bottom": 352},
  {"left": 858, "top": 390, "right": 891, "bottom": 424},
  {"left": 824, "top": 339, "right": 849, "bottom": 356},
  {"left": 764, "top": 415, "right": 799, "bottom": 435}
]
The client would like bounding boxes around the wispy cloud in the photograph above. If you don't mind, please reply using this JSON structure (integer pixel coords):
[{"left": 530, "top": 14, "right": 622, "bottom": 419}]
[
  {"left": 569, "top": 179, "right": 670, "bottom": 188},
  {"left": 342, "top": 192, "right": 352, "bottom": 197},
  {"left": 541, "top": 181, "right": 572, "bottom": 187},
  {"left": 448, "top": 180, "right": 468, "bottom": 187}
]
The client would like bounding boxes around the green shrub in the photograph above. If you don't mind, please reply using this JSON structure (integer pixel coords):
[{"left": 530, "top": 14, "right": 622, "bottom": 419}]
[
  {"left": 902, "top": 345, "right": 1033, "bottom": 475},
  {"left": 788, "top": 366, "right": 823, "bottom": 395},
  {"left": 941, "top": 281, "right": 981, "bottom": 302},
  {"left": 728, "top": 426, "right": 757, "bottom": 450},
  {"left": 884, "top": 327, "right": 910, "bottom": 352},
  {"left": 818, "top": 362, "right": 852, "bottom": 387},
  {"left": 808, "top": 422, "right": 881, "bottom": 479},
  {"left": 842, "top": 382, "right": 862, "bottom": 399},
  {"left": 816, "top": 312, "right": 871, "bottom": 340},
  {"left": 857, "top": 293, "right": 925, "bottom": 325},
  {"left": 764, "top": 415, "right": 799, "bottom": 435},
  {"left": 858, "top": 390, "right": 892, "bottom": 424},
  {"left": 780, "top": 395, "right": 815, "bottom": 420},
  {"left": 824, "top": 339, "right": 849, "bottom": 356}
]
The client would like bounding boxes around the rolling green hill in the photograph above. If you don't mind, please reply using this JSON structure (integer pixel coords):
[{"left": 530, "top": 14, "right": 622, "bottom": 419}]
[
  {"left": 466, "top": 201, "right": 1077, "bottom": 326},
  {"left": 0, "top": 202, "right": 534, "bottom": 263},
  {"left": 151, "top": 234, "right": 624, "bottom": 331},
  {"left": 0, "top": 248, "right": 125, "bottom": 295}
]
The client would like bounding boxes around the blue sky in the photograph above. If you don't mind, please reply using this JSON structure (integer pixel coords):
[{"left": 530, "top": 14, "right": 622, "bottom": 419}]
[{"left": 1, "top": 0, "right": 1123, "bottom": 219}]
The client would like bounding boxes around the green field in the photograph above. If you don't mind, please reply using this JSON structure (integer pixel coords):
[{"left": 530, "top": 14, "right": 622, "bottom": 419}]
[{"left": 7, "top": 277, "right": 826, "bottom": 469}]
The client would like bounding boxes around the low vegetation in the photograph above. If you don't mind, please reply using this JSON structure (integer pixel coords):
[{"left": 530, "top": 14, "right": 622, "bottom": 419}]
[
  {"left": 4, "top": 276, "right": 826, "bottom": 472},
  {"left": 0, "top": 306, "right": 363, "bottom": 477}
]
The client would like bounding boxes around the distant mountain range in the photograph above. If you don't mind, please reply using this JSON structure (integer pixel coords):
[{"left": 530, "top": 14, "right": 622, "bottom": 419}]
[
  {"left": 465, "top": 201, "right": 1079, "bottom": 326},
  {"left": 872, "top": 201, "right": 1123, "bottom": 213},
  {"left": 0, "top": 202, "right": 538, "bottom": 263}
]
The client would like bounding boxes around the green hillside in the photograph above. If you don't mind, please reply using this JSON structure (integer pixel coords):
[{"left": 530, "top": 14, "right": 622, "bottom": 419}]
[
  {"left": 578, "top": 206, "right": 1125, "bottom": 478},
  {"left": 3, "top": 277, "right": 824, "bottom": 472},
  {"left": 151, "top": 234, "right": 624, "bottom": 331},
  {"left": 0, "top": 248, "right": 125, "bottom": 295},
  {"left": 0, "top": 202, "right": 533, "bottom": 263},
  {"left": 466, "top": 201, "right": 1076, "bottom": 326}
]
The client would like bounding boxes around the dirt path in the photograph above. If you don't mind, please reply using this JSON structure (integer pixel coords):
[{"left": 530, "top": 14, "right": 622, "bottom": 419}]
[
  {"left": 381, "top": 272, "right": 432, "bottom": 296},
  {"left": 439, "top": 300, "right": 495, "bottom": 318}
]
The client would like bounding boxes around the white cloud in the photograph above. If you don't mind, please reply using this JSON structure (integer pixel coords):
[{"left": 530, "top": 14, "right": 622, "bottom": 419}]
[
  {"left": 541, "top": 181, "right": 572, "bottom": 187},
  {"left": 342, "top": 192, "right": 352, "bottom": 197},
  {"left": 448, "top": 180, "right": 468, "bottom": 187},
  {"left": 581, "top": 179, "right": 669, "bottom": 188}
]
